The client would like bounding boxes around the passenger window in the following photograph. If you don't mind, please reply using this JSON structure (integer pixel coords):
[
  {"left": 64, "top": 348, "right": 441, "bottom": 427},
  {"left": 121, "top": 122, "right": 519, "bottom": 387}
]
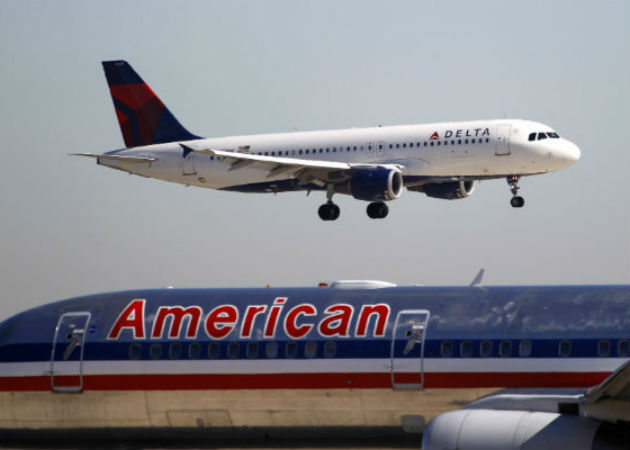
[
  {"left": 389, "top": 144, "right": 393, "bottom": 149},
  {"left": 444, "top": 141, "right": 448, "bottom": 146},
  {"left": 458, "top": 139, "right": 462, "bottom": 145},
  {"left": 559, "top": 340, "right": 571, "bottom": 357},
  {"left": 149, "top": 343, "right": 162, "bottom": 360},
  {"left": 402, "top": 143, "right": 406, "bottom": 148},
  {"left": 246, "top": 342, "right": 259, "bottom": 359},
  {"left": 597, "top": 340, "right": 610, "bottom": 357},
  {"left": 188, "top": 343, "right": 201, "bottom": 359},
  {"left": 440, "top": 341, "right": 453, "bottom": 357},
  {"left": 480, "top": 340, "right": 493, "bottom": 357},
  {"left": 424, "top": 142, "right": 427, "bottom": 147},
  {"left": 464, "top": 139, "right": 468, "bottom": 144},
  {"left": 451, "top": 140, "right": 455, "bottom": 145},
  {"left": 304, "top": 341, "right": 317, "bottom": 358},
  {"left": 323, "top": 341, "right": 336, "bottom": 358},
  {"left": 528, "top": 132, "right": 536, "bottom": 141},
  {"left": 618, "top": 340, "right": 630, "bottom": 357},
  {"left": 379, "top": 144, "right": 382, "bottom": 149},
  {"left": 430, "top": 142, "right": 434, "bottom": 146},
  {"left": 265, "top": 341, "right": 279, "bottom": 358},
  {"left": 128, "top": 343, "right": 142, "bottom": 360},
  {"left": 285, "top": 342, "right": 297, "bottom": 358},
  {"left": 169, "top": 342, "right": 182, "bottom": 360},
  {"left": 519, "top": 340, "right": 532, "bottom": 357},
  {"left": 208, "top": 342, "right": 220, "bottom": 359},
  {"left": 460, "top": 340, "right": 473, "bottom": 357},
  {"left": 437, "top": 141, "right": 441, "bottom": 146},
  {"left": 227, "top": 342, "right": 239, "bottom": 359},
  {"left": 537, "top": 132, "right": 547, "bottom": 140},
  {"left": 499, "top": 340, "right": 512, "bottom": 358}
]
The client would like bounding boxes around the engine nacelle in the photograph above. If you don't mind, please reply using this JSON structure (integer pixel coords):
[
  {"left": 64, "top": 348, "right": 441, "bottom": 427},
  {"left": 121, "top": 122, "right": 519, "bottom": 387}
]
[
  {"left": 349, "top": 168, "right": 403, "bottom": 202},
  {"left": 423, "top": 180, "right": 476, "bottom": 200},
  {"left": 422, "top": 409, "right": 626, "bottom": 450}
]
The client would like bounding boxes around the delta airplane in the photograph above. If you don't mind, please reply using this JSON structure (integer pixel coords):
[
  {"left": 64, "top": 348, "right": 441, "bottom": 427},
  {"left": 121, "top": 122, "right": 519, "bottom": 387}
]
[
  {"left": 0, "top": 281, "right": 627, "bottom": 449},
  {"left": 75, "top": 61, "right": 581, "bottom": 220}
]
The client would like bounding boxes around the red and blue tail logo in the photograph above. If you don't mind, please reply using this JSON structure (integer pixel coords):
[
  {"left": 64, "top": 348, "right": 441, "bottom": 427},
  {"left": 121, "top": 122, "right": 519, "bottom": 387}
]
[{"left": 102, "top": 60, "right": 200, "bottom": 148}]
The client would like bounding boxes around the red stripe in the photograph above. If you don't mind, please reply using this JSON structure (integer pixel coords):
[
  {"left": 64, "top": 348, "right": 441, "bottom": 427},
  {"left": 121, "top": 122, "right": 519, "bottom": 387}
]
[{"left": 0, "top": 372, "right": 610, "bottom": 392}]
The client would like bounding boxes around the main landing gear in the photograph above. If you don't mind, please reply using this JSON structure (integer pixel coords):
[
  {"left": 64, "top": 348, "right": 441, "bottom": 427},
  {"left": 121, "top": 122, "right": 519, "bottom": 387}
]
[
  {"left": 367, "top": 201, "right": 388, "bottom": 219},
  {"left": 318, "top": 185, "right": 341, "bottom": 221},
  {"left": 507, "top": 175, "right": 525, "bottom": 208}
]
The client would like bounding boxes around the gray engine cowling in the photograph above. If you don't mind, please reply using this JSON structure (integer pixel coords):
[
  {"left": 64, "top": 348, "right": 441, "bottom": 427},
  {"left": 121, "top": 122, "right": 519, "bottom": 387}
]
[
  {"left": 422, "top": 409, "right": 627, "bottom": 450},
  {"left": 349, "top": 168, "right": 403, "bottom": 201},
  {"left": 423, "top": 180, "right": 477, "bottom": 199}
]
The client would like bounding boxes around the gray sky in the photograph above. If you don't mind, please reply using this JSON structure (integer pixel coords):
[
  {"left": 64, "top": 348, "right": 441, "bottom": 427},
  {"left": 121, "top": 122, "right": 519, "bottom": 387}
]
[{"left": 0, "top": 0, "right": 628, "bottom": 319}]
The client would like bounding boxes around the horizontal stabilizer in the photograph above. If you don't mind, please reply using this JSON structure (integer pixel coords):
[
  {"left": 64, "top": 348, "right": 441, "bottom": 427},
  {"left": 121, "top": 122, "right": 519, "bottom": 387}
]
[{"left": 72, "top": 153, "right": 157, "bottom": 163}]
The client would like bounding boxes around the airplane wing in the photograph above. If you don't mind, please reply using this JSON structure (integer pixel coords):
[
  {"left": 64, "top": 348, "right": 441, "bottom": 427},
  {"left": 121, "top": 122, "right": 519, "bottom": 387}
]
[
  {"left": 187, "top": 145, "right": 400, "bottom": 187},
  {"left": 582, "top": 359, "right": 630, "bottom": 423},
  {"left": 72, "top": 153, "right": 157, "bottom": 164}
]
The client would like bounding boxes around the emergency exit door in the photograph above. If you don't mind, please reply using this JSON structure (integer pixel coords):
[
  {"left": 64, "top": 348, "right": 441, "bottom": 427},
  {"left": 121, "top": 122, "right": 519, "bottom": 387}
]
[{"left": 390, "top": 309, "right": 430, "bottom": 389}]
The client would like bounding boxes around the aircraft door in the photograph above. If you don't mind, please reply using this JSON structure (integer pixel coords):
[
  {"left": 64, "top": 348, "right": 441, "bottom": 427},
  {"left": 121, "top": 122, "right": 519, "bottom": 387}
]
[
  {"left": 495, "top": 124, "right": 511, "bottom": 156},
  {"left": 51, "top": 312, "right": 91, "bottom": 392},
  {"left": 182, "top": 152, "right": 197, "bottom": 176},
  {"left": 390, "top": 309, "right": 430, "bottom": 389}
]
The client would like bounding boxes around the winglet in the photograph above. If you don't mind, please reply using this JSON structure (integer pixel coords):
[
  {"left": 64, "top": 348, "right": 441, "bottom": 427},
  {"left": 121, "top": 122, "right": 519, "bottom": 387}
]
[{"left": 469, "top": 268, "right": 485, "bottom": 287}]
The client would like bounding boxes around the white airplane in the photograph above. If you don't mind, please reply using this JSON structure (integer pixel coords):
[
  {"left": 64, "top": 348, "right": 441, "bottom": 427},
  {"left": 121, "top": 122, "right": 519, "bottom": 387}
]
[{"left": 76, "top": 60, "right": 581, "bottom": 220}]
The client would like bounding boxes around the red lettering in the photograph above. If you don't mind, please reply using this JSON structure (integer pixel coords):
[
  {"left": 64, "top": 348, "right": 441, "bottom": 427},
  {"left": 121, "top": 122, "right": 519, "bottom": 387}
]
[
  {"left": 151, "top": 305, "right": 202, "bottom": 339},
  {"left": 284, "top": 304, "right": 316, "bottom": 339},
  {"left": 355, "top": 304, "right": 390, "bottom": 337},
  {"left": 318, "top": 304, "right": 354, "bottom": 337},
  {"left": 240, "top": 305, "right": 267, "bottom": 338},
  {"left": 205, "top": 305, "right": 238, "bottom": 339},
  {"left": 264, "top": 297, "right": 286, "bottom": 338},
  {"left": 108, "top": 299, "right": 145, "bottom": 339}
]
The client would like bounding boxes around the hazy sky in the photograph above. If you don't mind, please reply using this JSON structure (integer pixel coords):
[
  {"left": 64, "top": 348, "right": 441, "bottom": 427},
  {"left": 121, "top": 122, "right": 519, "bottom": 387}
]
[{"left": 0, "top": 1, "right": 628, "bottom": 319}]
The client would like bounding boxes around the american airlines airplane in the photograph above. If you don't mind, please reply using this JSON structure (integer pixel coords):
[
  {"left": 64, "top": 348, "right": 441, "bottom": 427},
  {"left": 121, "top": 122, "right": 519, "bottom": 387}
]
[
  {"left": 75, "top": 61, "right": 581, "bottom": 220},
  {"left": 0, "top": 281, "right": 627, "bottom": 449}
]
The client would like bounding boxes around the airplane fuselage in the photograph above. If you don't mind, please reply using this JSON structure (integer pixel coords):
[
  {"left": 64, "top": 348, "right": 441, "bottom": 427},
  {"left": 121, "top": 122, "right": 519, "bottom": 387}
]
[{"left": 100, "top": 119, "right": 580, "bottom": 193}]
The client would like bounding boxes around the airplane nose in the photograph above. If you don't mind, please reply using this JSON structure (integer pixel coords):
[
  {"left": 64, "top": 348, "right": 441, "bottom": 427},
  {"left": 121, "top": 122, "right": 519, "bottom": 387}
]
[{"left": 554, "top": 140, "right": 581, "bottom": 166}]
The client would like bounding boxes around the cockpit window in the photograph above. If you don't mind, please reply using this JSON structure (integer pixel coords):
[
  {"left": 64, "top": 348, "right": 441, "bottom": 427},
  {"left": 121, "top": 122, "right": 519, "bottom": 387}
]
[
  {"left": 547, "top": 132, "right": 560, "bottom": 138},
  {"left": 537, "top": 132, "right": 547, "bottom": 140},
  {"left": 528, "top": 132, "right": 536, "bottom": 141}
]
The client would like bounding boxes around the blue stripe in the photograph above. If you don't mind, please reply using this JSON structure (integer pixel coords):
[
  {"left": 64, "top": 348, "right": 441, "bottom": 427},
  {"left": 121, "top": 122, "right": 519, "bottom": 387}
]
[{"left": 1, "top": 339, "right": 627, "bottom": 363}]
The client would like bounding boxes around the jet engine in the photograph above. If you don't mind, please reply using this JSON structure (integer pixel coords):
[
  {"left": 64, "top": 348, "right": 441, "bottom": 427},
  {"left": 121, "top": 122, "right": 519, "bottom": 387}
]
[
  {"left": 422, "top": 409, "right": 628, "bottom": 450},
  {"left": 349, "top": 167, "right": 403, "bottom": 201},
  {"left": 423, "top": 180, "right": 477, "bottom": 199}
]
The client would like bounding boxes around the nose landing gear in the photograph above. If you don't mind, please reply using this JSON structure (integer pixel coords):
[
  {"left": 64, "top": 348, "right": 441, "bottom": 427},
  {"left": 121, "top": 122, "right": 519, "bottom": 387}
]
[{"left": 507, "top": 176, "right": 525, "bottom": 208}]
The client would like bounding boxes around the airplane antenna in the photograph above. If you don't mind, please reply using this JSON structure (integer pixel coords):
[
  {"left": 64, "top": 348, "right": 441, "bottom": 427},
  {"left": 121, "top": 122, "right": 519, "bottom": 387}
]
[{"left": 469, "top": 268, "right": 485, "bottom": 287}]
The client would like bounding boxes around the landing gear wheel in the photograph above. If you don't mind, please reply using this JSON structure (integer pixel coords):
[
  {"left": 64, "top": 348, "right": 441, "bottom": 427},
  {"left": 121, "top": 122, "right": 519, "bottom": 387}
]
[
  {"left": 506, "top": 176, "right": 525, "bottom": 209},
  {"left": 510, "top": 196, "right": 525, "bottom": 208},
  {"left": 318, "top": 202, "right": 340, "bottom": 221},
  {"left": 367, "top": 201, "right": 389, "bottom": 219}
]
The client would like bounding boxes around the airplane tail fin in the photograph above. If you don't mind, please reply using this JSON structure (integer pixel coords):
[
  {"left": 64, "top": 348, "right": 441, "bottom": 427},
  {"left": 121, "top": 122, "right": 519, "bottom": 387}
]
[{"left": 102, "top": 60, "right": 200, "bottom": 148}]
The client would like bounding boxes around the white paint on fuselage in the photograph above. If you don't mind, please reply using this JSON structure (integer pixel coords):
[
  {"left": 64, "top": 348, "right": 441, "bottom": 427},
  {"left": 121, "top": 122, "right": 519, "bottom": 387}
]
[{"left": 100, "top": 119, "right": 580, "bottom": 192}]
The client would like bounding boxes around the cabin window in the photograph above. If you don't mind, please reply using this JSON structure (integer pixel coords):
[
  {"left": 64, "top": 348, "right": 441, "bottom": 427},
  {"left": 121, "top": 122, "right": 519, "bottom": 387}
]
[
  {"left": 169, "top": 342, "right": 182, "bottom": 360},
  {"left": 528, "top": 132, "right": 536, "bottom": 141},
  {"left": 471, "top": 139, "right": 476, "bottom": 144},
  {"left": 188, "top": 343, "right": 201, "bottom": 359},
  {"left": 208, "top": 342, "right": 220, "bottom": 359},
  {"left": 304, "top": 341, "right": 317, "bottom": 358},
  {"left": 149, "top": 343, "right": 162, "bottom": 360},
  {"left": 265, "top": 341, "right": 279, "bottom": 358},
  {"left": 389, "top": 144, "right": 393, "bottom": 149},
  {"left": 353, "top": 146, "right": 357, "bottom": 151},
  {"left": 559, "top": 340, "right": 571, "bottom": 357},
  {"left": 485, "top": 138, "right": 489, "bottom": 143},
  {"left": 285, "top": 341, "right": 298, "bottom": 358},
  {"left": 246, "top": 342, "right": 259, "bottom": 359},
  {"left": 323, "top": 341, "right": 336, "bottom": 358},
  {"left": 128, "top": 343, "right": 142, "bottom": 360},
  {"left": 480, "top": 340, "right": 493, "bottom": 357},
  {"left": 430, "top": 142, "right": 434, "bottom": 146},
  {"left": 519, "top": 340, "right": 532, "bottom": 357},
  {"left": 444, "top": 140, "right": 448, "bottom": 146},
  {"left": 227, "top": 342, "right": 240, "bottom": 359},
  {"left": 460, "top": 340, "right": 473, "bottom": 357},
  {"left": 396, "top": 144, "right": 400, "bottom": 148},
  {"left": 597, "top": 340, "right": 610, "bottom": 357},
  {"left": 618, "top": 340, "right": 630, "bottom": 357},
  {"left": 458, "top": 139, "right": 462, "bottom": 145},
  {"left": 499, "top": 340, "right": 512, "bottom": 358},
  {"left": 464, "top": 139, "right": 469, "bottom": 144},
  {"left": 437, "top": 141, "right": 441, "bottom": 146},
  {"left": 440, "top": 341, "right": 454, "bottom": 357},
  {"left": 379, "top": 144, "right": 383, "bottom": 149}
]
